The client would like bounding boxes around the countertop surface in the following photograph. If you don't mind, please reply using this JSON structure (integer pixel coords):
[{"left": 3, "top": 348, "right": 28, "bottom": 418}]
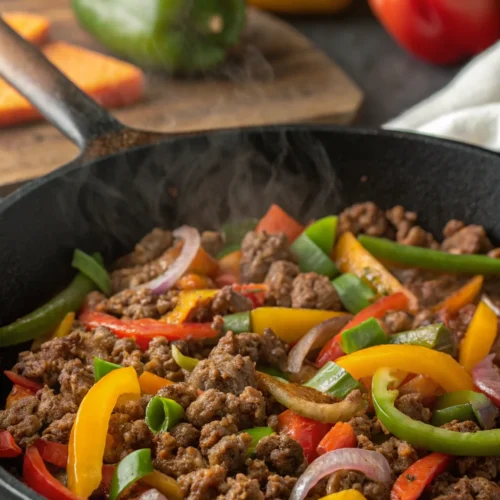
[{"left": 290, "top": 0, "right": 461, "bottom": 126}]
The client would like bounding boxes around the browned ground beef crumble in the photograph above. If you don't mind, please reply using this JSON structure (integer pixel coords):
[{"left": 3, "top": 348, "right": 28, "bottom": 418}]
[{"left": 2, "top": 202, "right": 500, "bottom": 500}]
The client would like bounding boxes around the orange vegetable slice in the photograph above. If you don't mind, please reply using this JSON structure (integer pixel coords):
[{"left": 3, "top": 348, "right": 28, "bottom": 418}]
[{"left": 3, "top": 12, "right": 50, "bottom": 46}]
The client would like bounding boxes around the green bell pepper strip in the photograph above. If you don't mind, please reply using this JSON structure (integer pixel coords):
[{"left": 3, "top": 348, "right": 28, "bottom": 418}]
[
  {"left": 435, "top": 390, "right": 499, "bottom": 429},
  {"left": 431, "top": 404, "right": 475, "bottom": 427},
  {"left": 145, "top": 397, "right": 185, "bottom": 433},
  {"left": 372, "top": 367, "right": 500, "bottom": 456},
  {"left": 109, "top": 448, "right": 154, "bottom": 500},
  {"left": 221, "top": 219, "right": 258, "bottom": 246},
  {"left": 291, "top": 233, "right": 339, "bottom": 278},
  {"left": 71, "top": 0, "right": 246, "bottom": 73},
  {"left": 332, "top": 273, "right": 376, "bottom": 314},
  {"left": 304, "top": 216, "right": 338, "bottom": 255},
  {"left": 339, "top": 317, "right": 388, "bottom": 354},
  {"left": 304, "top": 361, "right": 360, "bottom": 398},
  {"left": 388, "top": 323, "right": 457, "bottom": 356},
  {"left": 0, "top": 272, "right": 96, "bottom": 347},
  {"left": 93, "top": 357, "right": 121, "bottom": 382},
  {"left": 171, "top": 345, "right": 199, "bottom": 372},
  {"left": 72, "top": 249, "right": 112, "bottom": 296},
  {"left": 359, "top": 235, "right": 500, "bottom": 275},
  {"left": 241, "top": 427, "right": 275, "bottom": 455},
  {"left": 222, "top": 311, "right": 251, "bottom": 334}
]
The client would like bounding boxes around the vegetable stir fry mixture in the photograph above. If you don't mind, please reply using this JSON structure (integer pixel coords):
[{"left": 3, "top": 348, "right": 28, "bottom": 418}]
[{"left": 1, "top": 202, "right": 500, "bottom": 500}]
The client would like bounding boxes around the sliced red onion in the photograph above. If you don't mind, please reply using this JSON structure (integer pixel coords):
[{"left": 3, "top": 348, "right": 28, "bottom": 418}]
[
  {"left": 287, "top": 315, "right": 352, "bottom": 373},
  {"left": 482, "top": 294, "right": 500, "bottom": 316},
  {"left": 290, "top": 449, "right": 391, "bottom": 500},
  {"left": 473, "top": 354, "right": 500, "bottom": 407},
  {"left": 144, "top": 226, "right": 201, "bottom": 294},
  {"left": 138, "top": 490, "right": 168, "bottom": 500}
]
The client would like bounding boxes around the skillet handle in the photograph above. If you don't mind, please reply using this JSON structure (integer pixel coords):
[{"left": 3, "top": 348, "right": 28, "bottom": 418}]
[{"left": 0, "top": 17, "right": 124, "bottom": 150}]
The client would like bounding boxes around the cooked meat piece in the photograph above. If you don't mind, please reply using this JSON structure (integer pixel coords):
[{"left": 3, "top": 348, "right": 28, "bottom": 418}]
[
  {"left": 447, "top": 304, "right": 476, "bottom": 343},
  {"left": 186, "top": 390, "right": 228, "bottom": 428},
  {"left": 488, "top": 248, "right": 500, "bottom": 258},
  {"left": 265, "top": 261, "right": 300, "bottom": 307},
  {"left": 441, "top": 420, "right": 480, "bottom": 433},
  {"left": 347, "top": 415, "right": 383, "bottom": 440},
  {"left": 264, "top": 475, "right": 297, "bottom": 500},
  {"left": 41, "top": 413, "right": 75, "bottom": 444},
  {"left": 142, "top": 337, "right": 184, "bottom": 381},
  {"left": 83, "top": 291, "right": 106, "bottom": 311},
  {"left": 155, "top": 446, "right": 206, "bottom": 478},
  {"left": 240, "top": 231, "right": 294, "bottom": 283},
  {"left": 68, "top": 326, "right": 118, "bottom": 363},
  {"left": 114, "top": 228, "right": 174, "bottom": 269},
  {"left": 114, "top": 395, "right": 151, "bottom": 421},
  {"left": 170, "top": 423, "right": 200, "bottom": 449},
  {"left": 97, "top": 287, "right": 178, "bottom": 319},
  {"left": 201, "top": 231, "right": 224, "bottom": 256},
  {"left": 210, "top": 330, "right": 288, "bottom": 372},
  {"left": 407, "top": 274, "right": 462, "bottom": 309},
  {"left": 220, "top": 473, "right": 264, "bottom": 500},
  {"left": 386, "top": 205, "right": 438, "bottom": 248},
  {"left": 395, "top": 393, "right": 431, "bottom": 423},
  {"left": 154, "top": 431, "right": 177, "bottom": 461},
  {"left": 110, "top": 338, "right": 144, "bottom": 374},
  {"left": 291, "top": 273, "right": 341, "bottom": 310},
  {"left": 374, "top": 437, "right": 418, "bottom": 475},
  {"left": 156, "top": 383, "right": 198, "bottom": 410},
  {"left": 200, "top": 416, "right": 239, "bottom": 455},
  {"left": 246, "top": 459, "right": 270, "bottom": 484},
  {"left": 178, "top": 465, "right": 227, "bottom": 500},
  {"left": 442, "top": 220, "right": 493, "bottom": 254},
  {"left": 338, "top": 202, "right": 391, "bottom": 237},
  {"left": 208, "top": 433, "right": 252, "bottom": 472},
  {"left": 0, "top": 396, "right": 41, "bottom": 447},
  {"left": 381, "top": 311, "right": 412, "bottom": 334},
  {"left": 255, "top": 434, "right": 306, "bottom": 476},
  {"left": 188, "top": 353, "right": 257, "bottom": 395},
  {"left": 411, "top": 309, "right": 438, "bottom": 328},
  {"left": 172, "top": 339, "right": 214, "bottom": 361},
  {"left": 211, "top": 286, "right": 253, "bottom": 316},
  {"left": 433, "top": 475, "right": 500, "bottom": 500},
  {"left": 327, "top": 471, "right": 390, "bottom": 500},
  {"left": 37, "top": 387, "right": 78, "bottom": 425},
  {"left": 58, "top": 359, "right": 94, "bottom": 405},
  {"left": 456, "top": 456, "right": 499, "bottom": 481}
]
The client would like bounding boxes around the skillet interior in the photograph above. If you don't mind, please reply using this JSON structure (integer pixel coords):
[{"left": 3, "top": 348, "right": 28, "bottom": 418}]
[{"left": 0, "top": 125, "right": 500, "bottom": 499}]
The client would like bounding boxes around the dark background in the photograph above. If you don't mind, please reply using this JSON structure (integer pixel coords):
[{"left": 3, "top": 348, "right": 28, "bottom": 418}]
[{"left": 289, "top": 0, "right": 461, "bottom": 125}]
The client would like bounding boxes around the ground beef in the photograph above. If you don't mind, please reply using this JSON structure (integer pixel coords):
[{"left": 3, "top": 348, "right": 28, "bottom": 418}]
[
  {"left": 240, "top": 231, "right": 294, "bottom": 283},
  {"left": 265, "top": 261, "right": 300, "bottom": 307},
  {"left": 220, "top": 473, "right": 264, "bottom": 500},
  {"left": 433, "top": 475, "right": 500, "bottom": 500},
  {"left": 264, "top": 475, "right": 297, "bottom": 500},
  {"left": 327, "top": 471, "right": 391, "bottom": 500},
  {"left": 455, "top": 456, "right": 500, "bottom": 481},
  {"left": 395, "top": 393, "right": 431, "bottom": 423},
  {"left": 210, "top": 330, "right": 288, "bottom": 372},
  {"left": 338, "top": 202, "right": 391, "bottom": 237},
  {"left": 201, "top": 231, "right": 224, "bottom": 256},
  {"left": 374, "top": 437, "right": 418, "bottom": 475},
  {"left": 291, "top": 273, "right": 341, "bottom": 310},
  {"left": 442, "top": 220, "right": 493, "bottom": 254},
  {"left": 36, "top": 387, "right": 78, "bottom": 425},
  {"left": 156, "top": 383, "right": 198, "bottom": 410},
  {"left": 0, "top": 396, "right": 41, "bottom": 447},
  {"left": 142, "top": 337, "right": 184, "bottom": 381},
  {"left": 407, "top": 274, "right": 462, "bottom": 309},
  {"left": 382, "top": 311, "right": 412, "bottom": 334},
  {"left": 347, "top": 415, "right": 383, "bottom": 440},
  {"left": 211, "top": 286, "right": 253, "bottom": 316},
  {"left": 447, "top": 304, "right": 477, "bottom": 343},
  {"left": 411, "top": 309, "right": 438, "bottom": 328},
  {"left": 441, "top": 420, "right": 480, "bottom": 433},
  {"left": 208, "top": 433, "right": 252, "bottom": 472},
  {"left": 200, "top": 416, "right": 239, "bottom": 455},
  {"left": 246, "top": 459, "right": 270, "bottom": 484},
  {"left": 68, "top": 326, "right": 118, "bottom": 363},
  {"left": 386, "top": 205, "right": 438, "bottom": 248},
  {"left": 171, "top": 423, "right": 200, "bottom": 449},
  {"left": 111, "top": 339, "right": 144, "bottom": 374},
  {"left": 255, "top": 434, "right": 306, "bottom": 476},
  {"left": 58, "top": 359, "right": 94, "bottom": 405},
  {"left": 178, "top": 465, "right": 227, "bottom": 500},
  {"left": 97, "top": 287, "right": 178, "bottom": 319},
  {"left": 114, "top": 395, "right": 151, "bottom": 421},
  {"left": 41, "top": 413, "right": 75, "bottom": 444},
  {"left": 155, "top": 446, "right": 207, "bottom": 478}
]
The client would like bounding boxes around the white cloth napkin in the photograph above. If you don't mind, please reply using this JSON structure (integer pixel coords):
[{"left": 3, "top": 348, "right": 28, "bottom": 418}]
[{"left": 384, "top": 41, "right": 500, "bottom": 152}]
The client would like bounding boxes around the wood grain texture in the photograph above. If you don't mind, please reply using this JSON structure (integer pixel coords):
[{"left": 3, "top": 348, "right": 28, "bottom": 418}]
[{"left": 0, "top": 0, "right": 362, "bottom": 188}]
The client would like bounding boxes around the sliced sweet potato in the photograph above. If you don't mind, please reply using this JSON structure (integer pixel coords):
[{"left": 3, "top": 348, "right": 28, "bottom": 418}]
[
  {"left": 0, "top": 42, "right": 145, "bottom": 128},
  {"left": 3, "top": 12, "right": 50, "bottom": 46}
]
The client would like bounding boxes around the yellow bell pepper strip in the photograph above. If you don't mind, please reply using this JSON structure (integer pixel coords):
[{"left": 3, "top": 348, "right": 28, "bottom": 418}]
[
  {"left": 251, "top": 307, "right": 348, "bottom": 343},
  {"left": 138, "top": 371, "right": 173, "bottom": 395},
  {"left": 319, "top": 490, "right": 367, "bottom": 500},
  {"left": 459, "top": 300, "right": 498, "bottom": 373},
  {"left": 432, "top": 275, "right": 484, "bottom": 315},
  {"left": 171, "top": 345, "right": 199, "bottom": 371},
  {"left": 31, "top": 311, "right": 76, "bottom": 350},
  {"left": 142, "top": 470, "right": 183, "bottom": 500},
  {"left": 248, "top": 0, "right": 353, "bottom": 15},
  {"left": 336, "top": 345, "right": 474, "bottom": 392},
  {"left": 334, "top": 232, "right": 418, "bottom": 313},
  {"left": 163, "top": 289, "right": 218, "bottom": 324},
  {"left": 68, "top": 367, "right": 140, "bottom": 498}
]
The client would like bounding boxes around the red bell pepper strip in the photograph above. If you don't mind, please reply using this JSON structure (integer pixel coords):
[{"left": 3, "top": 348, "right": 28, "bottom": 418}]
[
  {"left": 368, "top": 0, "right": 500, "bottom": 65},
  {"left": 35, "top": 439, "right": 69, "bottom": 469},
  {"left": 79, "top": 311, "right": 218, "bottom": 350},
  {"left": 317, "top": 292, "right": 409, "bottom": 366},
  {"left": 6, "top": 384, "right": 35, "bottom": 409},
  {"left": 4, "top": 370, "right": 42, "bottom": 392},
  {"left": 316, "top": 422, "right": 357, "bottom": 456},
  {"left": 0, "top": 431, "right": 22, "bottom": 458},
  {"left": 278, "top": 409, "right": 331, "bottom": 463},
  {"left": 233, "top": 283, "right": 268, "bottom": 308},
  {"left": 256, "top": 204, "right": 304, "bottom": 243},
  {"left": 23, "top": 446, "right": 80, "bottom": 500},
  {"left": 391, "top": 452, "right": 452, "bottom": 500}
]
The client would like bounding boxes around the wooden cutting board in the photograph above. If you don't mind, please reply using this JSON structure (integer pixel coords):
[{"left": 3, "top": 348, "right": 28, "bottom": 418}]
[{"left": 0, "top": 0, "right": 363, "bottom": 191}]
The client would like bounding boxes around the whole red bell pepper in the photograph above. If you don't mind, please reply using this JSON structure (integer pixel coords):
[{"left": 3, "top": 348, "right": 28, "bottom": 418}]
[
  {"left": 0, "top": 431, "right": 22, "bottom": 458},
  {"left": 368, "top": 0, "right": 500, "bottom": 65}
]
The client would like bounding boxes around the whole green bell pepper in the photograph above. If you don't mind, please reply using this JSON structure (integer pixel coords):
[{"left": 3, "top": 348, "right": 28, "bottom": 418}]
[{"left": 71, "top": 0, "right": 246, "bottom": 72}]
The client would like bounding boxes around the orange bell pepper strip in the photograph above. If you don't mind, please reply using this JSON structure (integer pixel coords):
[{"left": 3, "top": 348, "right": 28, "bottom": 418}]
[
  {"left": 189, "top": 247, "right": 220, "bottom": 277},
  {"left": 6, "top": 384, "right": 35, "bottom": 409},
  {"left": 256, "top": 204, "right": 304, "bottom": 242},
  {"left": 459, "top": 300, "right": 498, "bottom": 373},
  {"left": 391, "top": 452, "right": 452, "bottom": 500},
  {"left": 139, "top": 371, "right": 173, "bottom": 395},
  {"left": 398, "top": 375, "right": 443, "bottom": 407},
  {"left": 142, "top": 470, "right": 183, "bottom": 500},
  {"left": 316, "top": 422, "right": 357, "bottom": 456},
  {"left": 334, "top": 232, "right": 418, "bottom": 312},
  {"left": 218, "top": 250, "right": 242, "bottom": 280},
  {"left": 176, "top": 273, "right": 215, "bottom": 290},
  {"left": 433, "top": 275, "right": 484, "bottom": 315},
  {"left": 317, "top": 292, "right": 409, "bottom": 366},
  {"left": 336, "top": 345, "right": 474, "bottom": 392},
  {"left": 68, "top": 367, "right": 140, "bottom": 498},
  {"left": 163, "top": 289, "right": 218, "bottom": 324},
  {"left": 3, "top": 12, "right": 50, "bottom": 46}
]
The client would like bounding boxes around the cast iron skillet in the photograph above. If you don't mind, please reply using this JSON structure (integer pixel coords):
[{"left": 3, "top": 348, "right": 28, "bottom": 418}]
[{"left": 1, "top": 16, "right": 500, "bottom": 500}]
